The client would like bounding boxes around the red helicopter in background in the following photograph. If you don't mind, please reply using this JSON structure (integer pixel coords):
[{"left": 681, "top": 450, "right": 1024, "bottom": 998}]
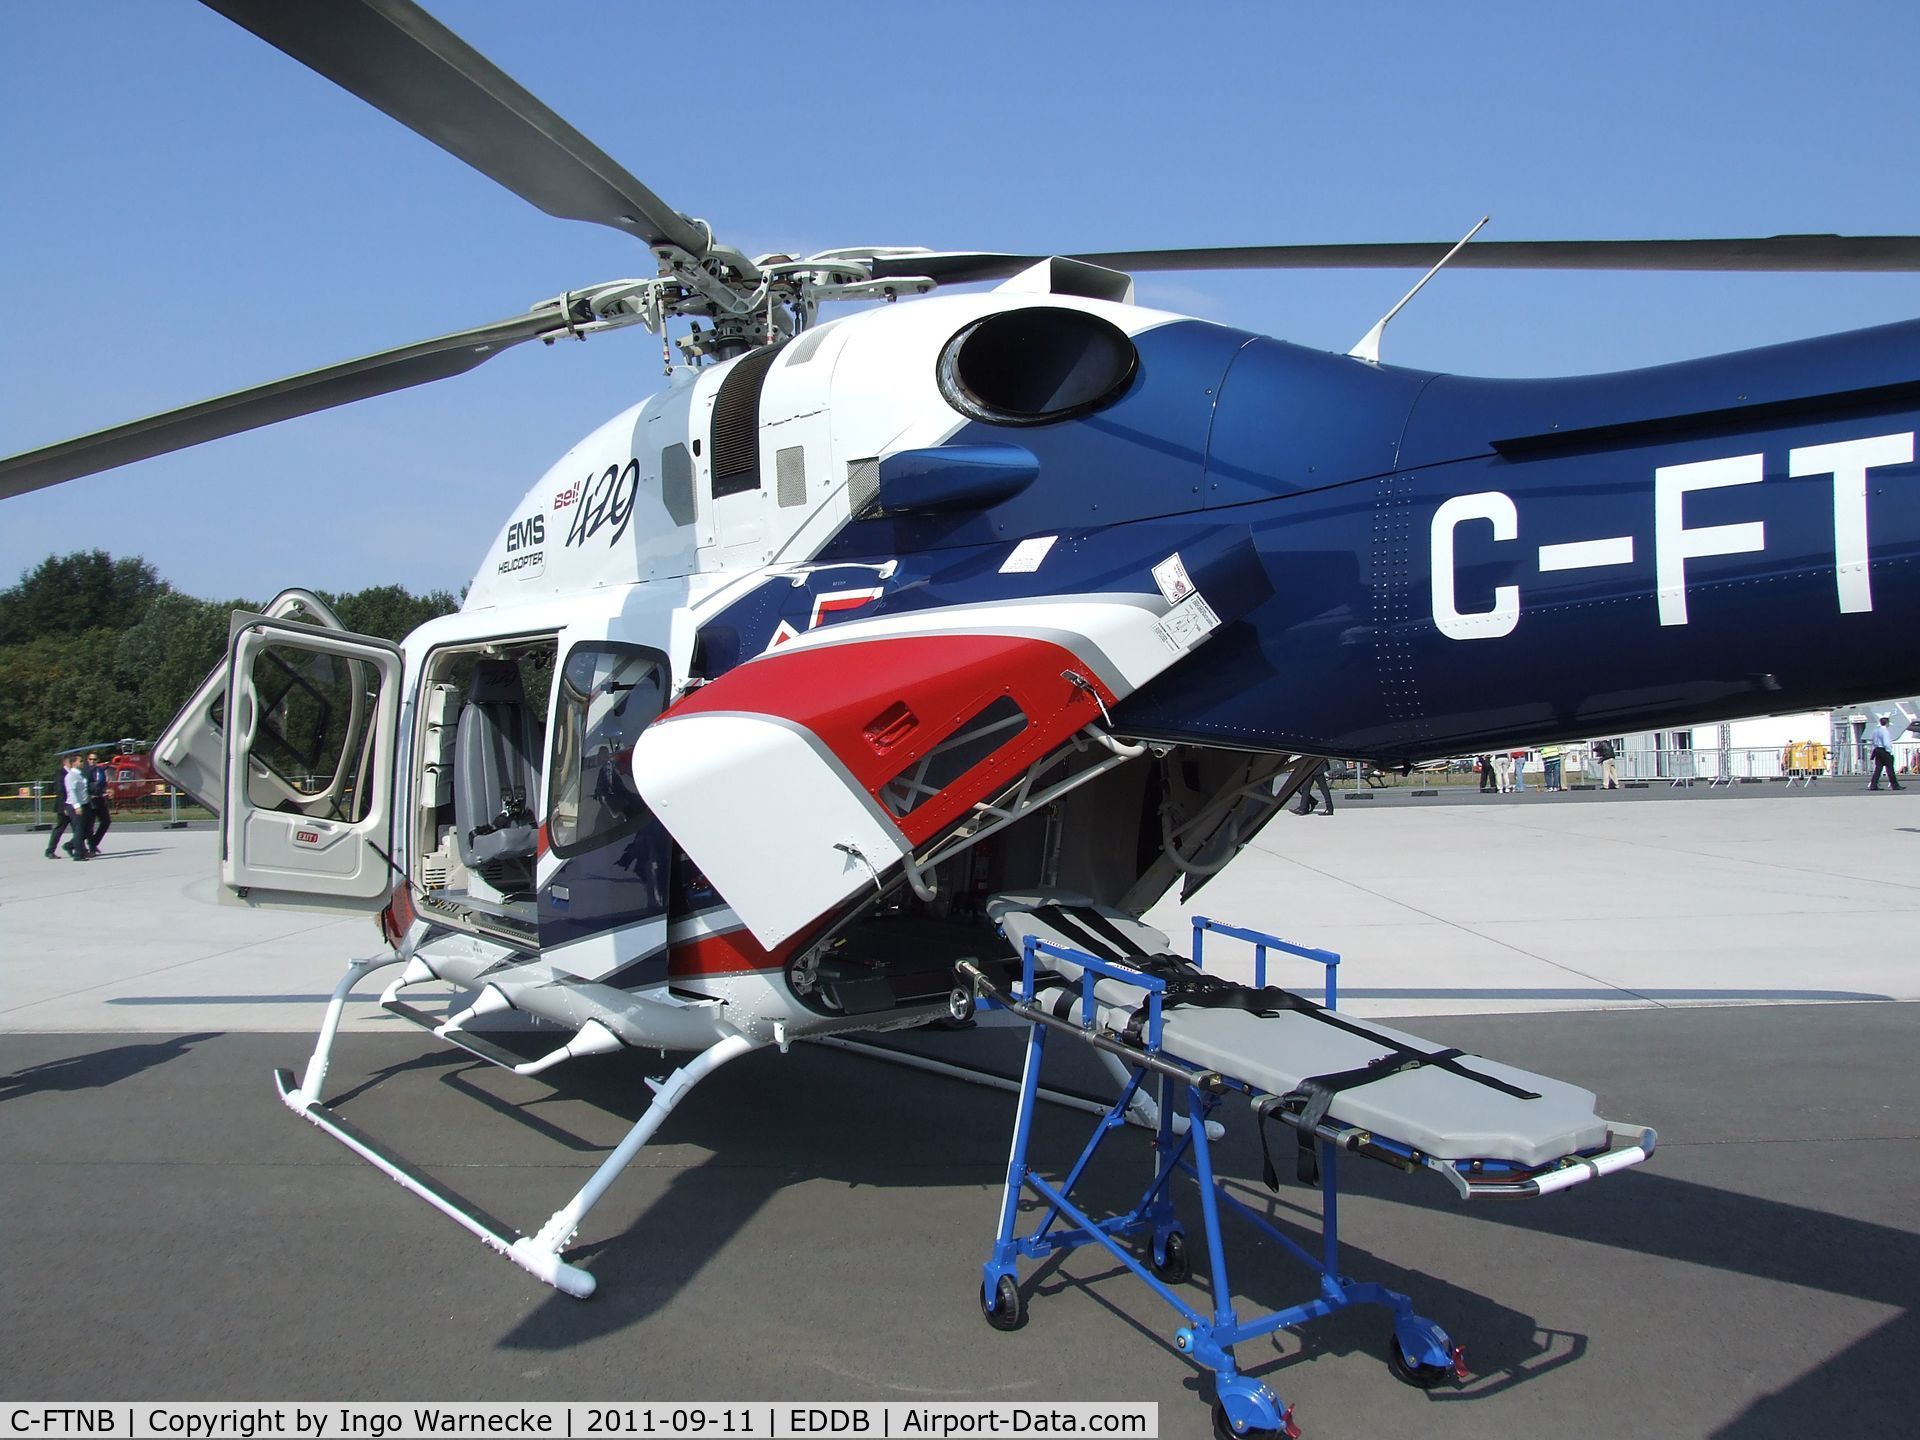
[{"left": 50, "top": 739, "right": 169, "bottom": 807}]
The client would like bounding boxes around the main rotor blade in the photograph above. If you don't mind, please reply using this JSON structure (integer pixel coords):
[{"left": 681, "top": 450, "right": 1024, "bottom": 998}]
[
  {"left": 201, "top": 0, "right": 708, "bottom": 257},
  {"left": 0, "top": 304, "right": 575, "bottom": 499},
  {"left": 866, "top": 234, "right": 1920, "bottom": 287}
]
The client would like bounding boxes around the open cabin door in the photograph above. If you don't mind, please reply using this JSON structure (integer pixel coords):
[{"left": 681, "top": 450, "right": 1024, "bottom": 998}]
[{"left": 157, "top": 601, "right": 403, "bottom": 914}]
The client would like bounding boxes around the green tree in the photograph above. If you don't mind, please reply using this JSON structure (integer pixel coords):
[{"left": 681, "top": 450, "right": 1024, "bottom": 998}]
[
  {"left": 0, "top": 551, "right": 459, "bottom": 777},
  {"left": 0, "top": 552, "right": 168, "bottom": 644},
  {"left": 111, "top": 592, "right": 256, "bottom": 741},
  {"left": 0, "top": 627, "right": 144, "bottom": 777},
  {"left": 319, "top": 583, "right": 459, "bottom": 642}
]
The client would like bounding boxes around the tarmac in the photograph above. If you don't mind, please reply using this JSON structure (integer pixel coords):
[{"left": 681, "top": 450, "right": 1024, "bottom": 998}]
[{"left": 3, "top": 786, "right": 1917, "bottom": 1437}]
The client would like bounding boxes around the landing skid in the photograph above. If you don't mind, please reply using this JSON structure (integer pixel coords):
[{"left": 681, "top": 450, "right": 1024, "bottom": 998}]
[{"left": 276, "top": 956, "right": 761, "bottom": 1298}]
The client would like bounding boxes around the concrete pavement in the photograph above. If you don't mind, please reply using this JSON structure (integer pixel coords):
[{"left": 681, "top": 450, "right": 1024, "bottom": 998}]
[{"left": 2, "top": 792, "right": 1917, "bottom": 1437}]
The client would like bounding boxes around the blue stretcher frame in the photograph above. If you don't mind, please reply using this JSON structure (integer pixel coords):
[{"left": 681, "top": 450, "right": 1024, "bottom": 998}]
[{"left": 977, "top": 915, "right": 1462, "bottom": 1439}]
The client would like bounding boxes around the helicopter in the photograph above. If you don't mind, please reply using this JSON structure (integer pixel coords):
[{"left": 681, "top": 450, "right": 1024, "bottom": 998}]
[
  {"left": 5, "top": 1, "right": 1920, "bottom": 1434},
  {"left": 49, "top": 739, "right": 167, "bottom": 807}
]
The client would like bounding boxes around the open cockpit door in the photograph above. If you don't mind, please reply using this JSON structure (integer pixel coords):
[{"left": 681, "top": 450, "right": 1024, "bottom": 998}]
[
  {"left": 154, "top": 588, "right": 344, "bottom": 812},
  {"left": 158, "top": 601, "right": 403, "bottom": 913},
  {"left": 222, "top": 617, "right": 403, "bottom": 912}
]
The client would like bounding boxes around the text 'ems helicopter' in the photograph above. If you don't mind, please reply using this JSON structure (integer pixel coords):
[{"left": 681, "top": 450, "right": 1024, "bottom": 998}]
[{"left": 5, "top": 3, "right": 1919, "bottom": 1435}]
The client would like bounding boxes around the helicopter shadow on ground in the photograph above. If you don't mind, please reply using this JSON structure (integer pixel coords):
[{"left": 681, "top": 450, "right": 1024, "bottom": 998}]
[
  {"left": 324, "top": 1041, "right": 615, "bottom": 1153},
  {"left": 309, "top": 1010, "right": 1919, "bottom": 1434},
  {"left": 515, "top": 1023, "right": 1908, "bottom": 1434},
  {"left": 998, "top": 1113, "right": 1920, "bottom": 1433},
  {"left": 1387, "top": 1160, "right": 1920, "bottom": 1437},
  {"left": 490, "top": 1037, "right": 1026, "bottom": 1352},
  {"left": 479, "top": 1031, "right": 1562, "bottom": 1401},
  {"left": 1011, "top": 1177, "right": 1582, "bottom": 1411},
  {"left": 0, "top": 1031, "right": 216, "bottom": 1102}
]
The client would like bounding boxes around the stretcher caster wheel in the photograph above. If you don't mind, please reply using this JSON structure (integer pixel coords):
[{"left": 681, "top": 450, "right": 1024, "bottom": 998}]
[
  {"left": 1386, "top": 1333, "right": 1458, "bottom": 1389},
  {"left": 1149, "top": 1231, "right": 1190, "bottom": 1284},
  {"left": 1211, "top": 1401, "right": 1299, "bottom": 1440},
  {"left": 981, "top": 1274, "right": 1026, "bottom": 1331},
  {"left": 947, "top": 985, "right": 976, "bottom": 1024}
]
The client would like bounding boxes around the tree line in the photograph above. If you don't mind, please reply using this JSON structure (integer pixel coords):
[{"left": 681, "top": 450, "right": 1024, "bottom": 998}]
[{"left": 0, "top": 551, "right": 457, "bottom": 779}]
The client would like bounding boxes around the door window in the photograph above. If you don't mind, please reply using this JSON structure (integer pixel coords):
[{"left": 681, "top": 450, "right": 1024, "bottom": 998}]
[
  {"left": 242, "top": 638, "right": 384, "bottom": 820},
  {"left": 217, "top": 618, "right": 403, "bottom": 914},
  {"left": 547, "top": 644, "right": 670, "bottom": 857}
]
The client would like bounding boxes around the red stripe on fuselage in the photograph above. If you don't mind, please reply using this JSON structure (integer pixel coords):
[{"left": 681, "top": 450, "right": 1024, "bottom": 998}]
[{"left": 667, "top": 924, "right": 796, "bottom": 977}]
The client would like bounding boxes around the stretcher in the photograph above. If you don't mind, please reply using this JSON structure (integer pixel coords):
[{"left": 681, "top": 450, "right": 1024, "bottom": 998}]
[{"left": 965, "top": 893, "right": 1655, "bottom": 1440}]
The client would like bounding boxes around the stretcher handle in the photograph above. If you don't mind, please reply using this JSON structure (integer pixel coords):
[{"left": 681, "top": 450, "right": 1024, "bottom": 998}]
[
  {"left": 955, "top": 960, "right": 1226, "bottom": 1094},
  {"left": 1192, "top": 916, "right": 1340, "bottom": 1004},
  {"left": 1438, "top": 1124, "right": 1658, "bottom": 1199}
]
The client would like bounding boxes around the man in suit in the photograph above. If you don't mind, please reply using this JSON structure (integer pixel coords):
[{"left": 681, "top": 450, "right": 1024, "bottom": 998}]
[
  {"left": 84, "top": 751, "right": 113, "bottom": 854},
  {"left": 44, "top": 756, "right": 92, "bottom": 860},
  {"left": 1292, "top": 764, "right": 1335, "bottom": 816}
]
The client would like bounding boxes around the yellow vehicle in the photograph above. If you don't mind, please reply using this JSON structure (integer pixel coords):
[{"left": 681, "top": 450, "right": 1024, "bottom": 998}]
[{"left": 1782, "top": 741, "right": 1828, "bottom": 775}]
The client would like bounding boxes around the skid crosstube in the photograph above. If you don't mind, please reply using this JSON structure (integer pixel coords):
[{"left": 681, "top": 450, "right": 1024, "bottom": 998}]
[{"left": 966, "top": 909, "right": 1650, "bottom": 1439}]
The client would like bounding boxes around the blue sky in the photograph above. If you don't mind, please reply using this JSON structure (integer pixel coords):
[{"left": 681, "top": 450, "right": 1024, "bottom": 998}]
[{"left": 4, "top": 1, "right": 1918, "bottom": 602}]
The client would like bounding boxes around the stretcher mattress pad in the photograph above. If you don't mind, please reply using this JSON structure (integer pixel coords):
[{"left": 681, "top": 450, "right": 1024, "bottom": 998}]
[{"left": 993, "top": 895, "right": 1610, "bottom": 1167}]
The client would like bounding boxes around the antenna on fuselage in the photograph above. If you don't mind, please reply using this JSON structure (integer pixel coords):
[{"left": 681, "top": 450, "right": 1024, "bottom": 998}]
[{"left": 1347, "top": 215, "right": 1490, "bottom": 365}]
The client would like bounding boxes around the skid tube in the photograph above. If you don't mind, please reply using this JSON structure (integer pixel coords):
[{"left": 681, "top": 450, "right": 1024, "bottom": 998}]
[
  {"left": 965, "top": 923, "right": 1466, "bottom": 1439},
  {"left": 276, "top": 955, "right": 762, "bottom": 1298}
]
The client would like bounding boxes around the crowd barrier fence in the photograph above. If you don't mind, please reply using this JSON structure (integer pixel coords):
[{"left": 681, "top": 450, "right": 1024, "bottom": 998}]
[{"left": 3, "top": 780, "right": 197, "bottom": 829}]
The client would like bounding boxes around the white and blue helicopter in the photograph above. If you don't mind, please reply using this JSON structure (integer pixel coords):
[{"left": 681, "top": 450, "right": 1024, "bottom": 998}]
[{"left": 5, "top": 3, "right": 1919, "bottom": 1435}]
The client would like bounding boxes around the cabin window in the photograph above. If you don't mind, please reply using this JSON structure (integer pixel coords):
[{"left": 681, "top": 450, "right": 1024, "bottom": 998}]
[
  {"left": 547, "top": 643, "right": 670, "bottom": 857},
  {"left": 937, "top": 307, "right": 1137, "bottom": 426},
  {"left": 662, "top": 443, "right": 695, "bottom": 525}
]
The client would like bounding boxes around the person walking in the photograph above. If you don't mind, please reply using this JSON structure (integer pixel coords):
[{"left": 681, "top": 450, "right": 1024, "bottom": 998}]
[
  {"left": 1294, "top": 766, "right": 1335, "bottom": 816},
  {"left": 45, "top": 756, "right": 92, "bottom": 860},
  {"left": 1477, "top": 754, "right": 1497, "bottom": 793},
  {"left": 1868, "top": 715, "right": 1903, "bottom": 791},
  {"left": 84, "top": 751, "right": 113, "bottom": 854},
  {"left": 44, "top": 758, "right": 73, "bottom": 859}
]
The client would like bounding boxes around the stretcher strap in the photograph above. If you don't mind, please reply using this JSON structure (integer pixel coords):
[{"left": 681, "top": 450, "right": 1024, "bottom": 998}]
[
  {"left": 1034, "top": 905, "right": 1288, "bottom": 1026},
  {"left": 1255, "top": 1048, "right": 1479, "bottom": 1188},
  {"left": 1028, "top": 904, "right": 1542, "bottom": 1189}
]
